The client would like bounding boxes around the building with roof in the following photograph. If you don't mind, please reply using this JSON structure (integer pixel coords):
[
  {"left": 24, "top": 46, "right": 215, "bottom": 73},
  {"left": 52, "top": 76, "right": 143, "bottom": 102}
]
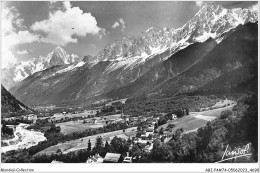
[
  {"left": 171, "top": 114, "right": 178, "bottom": 120},
  {"left": 144, "top": 143, "right": 153, "bottom": 152},
  {"left": 123, "top": 157, "right": 132, "bottom": 163},
  {"left": 103, "top": 153, "right": 121, "bottom": 163},
  {"left": 123, "top": 152, "right": 132, "bottom": 163},
  {"left": 86, "top": 154, "right": 104, "bottom": 163}
]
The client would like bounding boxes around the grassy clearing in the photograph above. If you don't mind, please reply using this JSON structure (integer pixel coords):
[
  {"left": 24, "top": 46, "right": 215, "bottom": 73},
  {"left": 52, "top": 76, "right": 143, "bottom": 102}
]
[
  {"left": 56, "top": 114, "right": 124, "bottom": 135},
  {"left": 192, "top": 104, "right": 236, "bottom": 117},
  {"left": 158, "top": 116, "right": 208, "bottom": 132},
  {"left": 57, "top": 121, "right": 104, "bottom": 135},
  {"left": 103, "top": 114, "right": 122, "bottom": 120},
  {"left": 158, "top": 101, "right": 236, "bottom": 134}
]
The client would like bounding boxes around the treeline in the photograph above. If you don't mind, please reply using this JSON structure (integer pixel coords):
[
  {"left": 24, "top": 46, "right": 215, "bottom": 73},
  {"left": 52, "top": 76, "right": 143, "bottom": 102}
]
[
  {"left": 124, "top": 95, "right": 218, "bottom": 116},
  {"left": 96, "top": 102, "right": 124, "bottom": 116},
  {"left": 1, "top": 123, "right": 14, "bottom": 137}
]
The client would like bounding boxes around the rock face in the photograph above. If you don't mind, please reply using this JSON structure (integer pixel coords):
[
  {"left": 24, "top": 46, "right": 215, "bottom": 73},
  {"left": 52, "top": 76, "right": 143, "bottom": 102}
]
[
  {"left": 8, "top": 3, "right": 258, "bottom": 106},
  {"left": 1, "top": 46, "right": 80, "bottom": 89}
]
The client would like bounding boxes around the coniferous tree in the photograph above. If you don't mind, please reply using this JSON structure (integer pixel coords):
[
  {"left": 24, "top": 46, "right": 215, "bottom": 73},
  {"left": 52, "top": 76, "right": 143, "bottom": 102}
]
[
  {"left": 104, "top": 140, "right": 109, "bottom": 147},
  {"left": 95, "top": 136, "right": 103, "bottom": 150},
  {"left": 87, "top": 139, "right": 91, "bottom": 152}
]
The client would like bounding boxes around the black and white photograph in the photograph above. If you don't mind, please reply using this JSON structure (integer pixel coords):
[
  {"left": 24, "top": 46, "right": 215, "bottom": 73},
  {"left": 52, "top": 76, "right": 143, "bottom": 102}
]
[{"left": 1, "top": 1, "right": 259, "bottom": 172}]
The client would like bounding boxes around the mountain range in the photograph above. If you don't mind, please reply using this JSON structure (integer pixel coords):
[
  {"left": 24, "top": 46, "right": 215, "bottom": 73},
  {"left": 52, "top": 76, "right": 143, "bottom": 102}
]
[
  {"left": 2, "top": 46, "right": 81, "bottom": 89},
  {"left": 3, "top": 3, "right": 258, "bottom": 106}
]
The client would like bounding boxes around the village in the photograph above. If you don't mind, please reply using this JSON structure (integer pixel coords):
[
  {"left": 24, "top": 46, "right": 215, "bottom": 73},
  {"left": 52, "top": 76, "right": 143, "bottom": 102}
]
[{"left": 2, "top": 99, "right": 236, "bottom": 163}]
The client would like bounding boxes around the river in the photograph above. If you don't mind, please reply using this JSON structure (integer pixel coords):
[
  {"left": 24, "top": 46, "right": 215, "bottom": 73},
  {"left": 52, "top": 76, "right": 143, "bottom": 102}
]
[{"left": 1, "top": 123, "right": 46, "bottom": 153}]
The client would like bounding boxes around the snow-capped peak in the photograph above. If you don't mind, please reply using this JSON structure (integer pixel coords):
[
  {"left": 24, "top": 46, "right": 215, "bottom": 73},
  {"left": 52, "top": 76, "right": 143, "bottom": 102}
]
[{"left": 6, "top": 46, "right": 80, "bottom": 83}]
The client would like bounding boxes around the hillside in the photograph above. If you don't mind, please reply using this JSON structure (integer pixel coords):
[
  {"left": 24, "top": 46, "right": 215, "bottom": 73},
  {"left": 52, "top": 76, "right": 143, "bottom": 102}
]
[{"left": 1, "top": 85, "right": 31, "bottom": 113}]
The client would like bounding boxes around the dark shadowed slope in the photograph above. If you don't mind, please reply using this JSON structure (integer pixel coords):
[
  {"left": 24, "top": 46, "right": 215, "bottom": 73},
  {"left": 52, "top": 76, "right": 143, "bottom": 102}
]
[
  {"left": 153, "top": 22, "right": 258, "bottom": 97},
  {"left": 1, "top": 85, "right": 32, "bottom": 113}
]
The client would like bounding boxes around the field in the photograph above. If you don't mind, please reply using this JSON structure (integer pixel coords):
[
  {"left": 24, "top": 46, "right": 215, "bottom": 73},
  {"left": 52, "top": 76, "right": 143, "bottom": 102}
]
[
  {"left": 56, "top": 114, "right": 123, "bottom": 135},
  {"left": 158, "top": 116, "right": 208, "bottom": 133},
  {"left": 103, "top": 114, "right": 122, "bottom": 120},
  {"left": 34, "top": 126, "right": 137, "bottom": 156},
  {"left": 52, "top": 112, "right": 95, "bottom": 119},
  {"left": 56, "top": 121, "right": 104, "bottom": 135},
  {"left": 193, "top": 103, "right": 236, "bottom": 117},
  {"left": 158, "top": 101, "right": 236, "bottom": 134}
]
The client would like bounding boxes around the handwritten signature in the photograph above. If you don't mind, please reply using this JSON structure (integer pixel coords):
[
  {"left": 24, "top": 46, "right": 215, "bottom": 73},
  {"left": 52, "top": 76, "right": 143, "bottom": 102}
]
[{"left": 216, "top": 143, "right": 251, "bottom": 163}]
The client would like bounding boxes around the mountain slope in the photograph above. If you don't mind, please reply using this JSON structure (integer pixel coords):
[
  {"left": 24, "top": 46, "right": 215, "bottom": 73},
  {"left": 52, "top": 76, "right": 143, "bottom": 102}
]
[
  {"left": 1, "top": 85, "right": 31, "bottom": 113},
  {"left": 106, "top": 38, "right": 218, "bottom": 98},
  {"left": 153, "top": 22, "right": 258, "bottom": 97}
]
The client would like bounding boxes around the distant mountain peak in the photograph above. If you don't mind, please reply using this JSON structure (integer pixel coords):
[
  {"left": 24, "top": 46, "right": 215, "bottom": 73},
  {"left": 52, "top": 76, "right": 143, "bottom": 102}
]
[
  {"left": 2, "top": 46, "right": 80, "bottom": 89},
  {"left": 145, "top": 27, "right": 159, "bottom": 33}
]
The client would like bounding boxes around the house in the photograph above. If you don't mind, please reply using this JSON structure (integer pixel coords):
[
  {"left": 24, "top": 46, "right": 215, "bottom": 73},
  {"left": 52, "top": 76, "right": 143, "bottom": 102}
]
[
  {"left": 108, "top": 119, "right": 116, "bottom": 125},
  {"left": 129, "top": 117, "right": 138, "bottom": 122},
  {"left": 27, "top": 114, "right": 37, "bottom": 121},
  {"left": 115, "top": 118, "right": 123, "bottom": 123},
  {"left": 103, "top": 153, "right": 121, "bottom": 163},
  {"left": 4, "top": 117, "right": 16, "bottom": 121},
  {"left": 145, "top": 127, "right": 154, "bottom": 136},
  {"left": 144, "top": 143, "right": 153, "bottom": 152},
  {"left": 134, "top": 138, "right": 148, "bottom": 144},
  {"left": 171, "top": 114, "right": 178, "bottom": 120},
  {"left": 92, "top": 118, "right": 98, "bottom": 124},
  {"left": 141, "top": 132, "right": 147, "bottom": 139},
  {"left": 123, "top": 157, "right": 132, "bottom": 163},
  {"left": 123, "top": 152, "right": 132, "bottom": 163},
  {"left": 84, "top": 110, "right": 98, "bottom": 115},
  {"left": 86, "top": 154, "right": 104, "bottom": 163},
  {"left": 139, "top": 117, "right": 147, "bottom": 122},
  {"left": 162, "top": 131, "right": 171, "bottom": 138}
]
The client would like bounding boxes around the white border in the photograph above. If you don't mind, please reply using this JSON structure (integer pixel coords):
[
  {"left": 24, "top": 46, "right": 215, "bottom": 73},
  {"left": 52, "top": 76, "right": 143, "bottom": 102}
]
[
  {"left": 1, "top": 0, "right": 259, "bottom": 173},
  {"left": 1, "top": 163, "right": 259, "bottom": 173}
]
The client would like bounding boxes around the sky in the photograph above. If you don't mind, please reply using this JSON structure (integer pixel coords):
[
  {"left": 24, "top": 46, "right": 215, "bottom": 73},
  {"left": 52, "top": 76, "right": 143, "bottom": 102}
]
[{"left": 1, "top": 1, "right": 258, "bottom": 69}]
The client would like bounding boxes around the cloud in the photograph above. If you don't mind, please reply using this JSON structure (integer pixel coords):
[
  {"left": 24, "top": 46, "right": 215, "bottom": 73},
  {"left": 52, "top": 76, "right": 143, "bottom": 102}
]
[
  {"left": 248, "top": 3, "right": 258, "bottom": 12},
  {"left": 196, "top": 1, "right": 204, "bottom": 7},
  {"left": 112, "top": 21, "right": 120, "bottom": 29},
  {"left": 112, "top": 18, "right": 126, "bottom": 31},
  {"left": 31, "top": 1, "right": 104, "bottom": 45},
  {"left": 17, "top": 50, "right": 30, "bottom": 55},
  {"left": 2, "top": 5, "right": 39, "bottom": 69}
]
